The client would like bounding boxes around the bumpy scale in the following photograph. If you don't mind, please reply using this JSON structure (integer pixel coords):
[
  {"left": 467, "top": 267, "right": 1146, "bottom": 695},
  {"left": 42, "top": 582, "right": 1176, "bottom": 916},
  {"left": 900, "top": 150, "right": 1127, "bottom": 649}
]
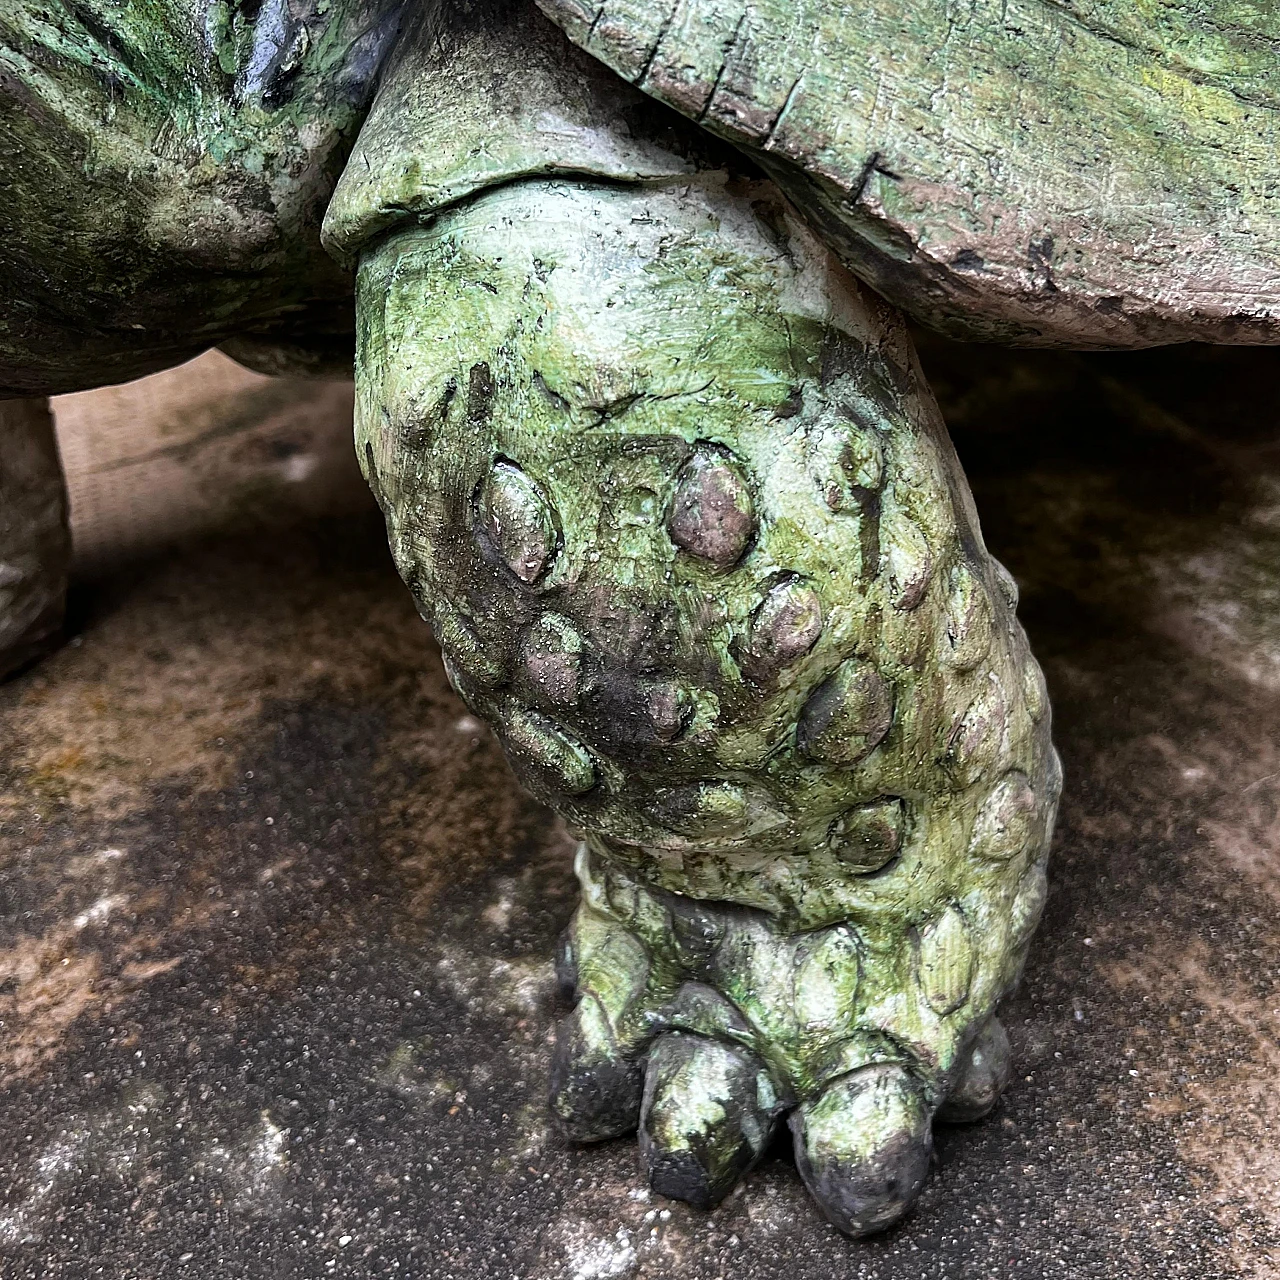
[{"left": 350, "top": 165, "right": 1060, "bottom": 1232}]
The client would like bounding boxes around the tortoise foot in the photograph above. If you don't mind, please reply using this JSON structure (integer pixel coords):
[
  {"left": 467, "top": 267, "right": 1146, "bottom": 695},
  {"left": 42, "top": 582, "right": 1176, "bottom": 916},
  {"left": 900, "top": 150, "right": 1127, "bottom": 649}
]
[{"left": 550, "top": 849, "right": 1033, "bottom": 1232}]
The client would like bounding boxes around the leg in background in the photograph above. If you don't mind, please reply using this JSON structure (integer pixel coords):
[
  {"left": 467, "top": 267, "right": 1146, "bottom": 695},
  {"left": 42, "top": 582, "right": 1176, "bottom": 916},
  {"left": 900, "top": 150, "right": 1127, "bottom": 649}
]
[{"left": 0, "top": 397, "right": 70, "bottom": 679}]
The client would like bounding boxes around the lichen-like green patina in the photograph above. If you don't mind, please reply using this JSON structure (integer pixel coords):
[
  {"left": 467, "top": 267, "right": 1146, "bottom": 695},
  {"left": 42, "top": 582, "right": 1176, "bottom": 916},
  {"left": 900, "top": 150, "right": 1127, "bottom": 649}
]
[
  {"left": 349, "top": 170, "right": 1059, "bottom": 1232},
  {"left": 9, "top": 0, "right": 1276, "bottom": 1242}
]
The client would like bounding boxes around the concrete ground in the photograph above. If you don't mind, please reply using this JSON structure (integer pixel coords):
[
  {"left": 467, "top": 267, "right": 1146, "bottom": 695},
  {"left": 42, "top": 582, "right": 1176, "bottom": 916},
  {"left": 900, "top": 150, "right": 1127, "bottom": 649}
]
[{"left": 1, "top": 340, "right": 1279, "bottom": 1279}]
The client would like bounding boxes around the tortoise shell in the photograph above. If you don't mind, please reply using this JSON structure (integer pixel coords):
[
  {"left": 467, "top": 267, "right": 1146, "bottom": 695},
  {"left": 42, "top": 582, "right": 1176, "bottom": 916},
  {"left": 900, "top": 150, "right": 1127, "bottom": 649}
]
[{"left": 536, "top": 0, "right": 1280, "bottom": 348}]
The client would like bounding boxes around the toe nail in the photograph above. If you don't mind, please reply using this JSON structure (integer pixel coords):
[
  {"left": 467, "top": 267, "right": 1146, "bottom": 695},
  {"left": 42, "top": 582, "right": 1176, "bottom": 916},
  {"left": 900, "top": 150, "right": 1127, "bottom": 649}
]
[
  {"left": 937, "top": 1016, "right": 1011, "bottom": 1123},
  {"left": 791, "top": 1064, "right": 932, "bottom": 1237},
  {"left": 549, "top": 995, "right": 643, "bottom": 1142},
  {"left": 640, "top": 1034, "right": 778, "bottom": 1209}
]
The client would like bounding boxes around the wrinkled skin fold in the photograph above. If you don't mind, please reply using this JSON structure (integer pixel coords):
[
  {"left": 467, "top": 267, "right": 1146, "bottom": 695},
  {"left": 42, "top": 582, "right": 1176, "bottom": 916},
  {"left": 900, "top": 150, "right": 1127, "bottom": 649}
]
[{"left": 353, "top": 171, "right": 1060, "bottom": 1233}]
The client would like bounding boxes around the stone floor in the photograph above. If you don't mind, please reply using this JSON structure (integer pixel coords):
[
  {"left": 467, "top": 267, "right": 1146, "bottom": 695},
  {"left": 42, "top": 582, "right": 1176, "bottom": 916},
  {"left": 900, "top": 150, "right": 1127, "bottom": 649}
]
[{"left": 2, "top": 339, "right": 1279, "bottom": 1278}]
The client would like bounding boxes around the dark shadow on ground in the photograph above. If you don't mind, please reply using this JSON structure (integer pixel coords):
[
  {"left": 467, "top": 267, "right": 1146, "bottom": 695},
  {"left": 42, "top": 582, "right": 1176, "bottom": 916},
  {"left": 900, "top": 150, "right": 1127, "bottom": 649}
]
[{"left": 2, "top": 341, "right": 1279, "bottom": 1278}]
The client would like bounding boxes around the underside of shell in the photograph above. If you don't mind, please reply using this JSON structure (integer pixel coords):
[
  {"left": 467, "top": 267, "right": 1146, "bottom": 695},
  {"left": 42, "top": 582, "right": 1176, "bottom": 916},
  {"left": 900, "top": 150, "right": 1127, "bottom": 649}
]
[{"left": 536, "top": 0, "right": 1280, "bottom": 350}]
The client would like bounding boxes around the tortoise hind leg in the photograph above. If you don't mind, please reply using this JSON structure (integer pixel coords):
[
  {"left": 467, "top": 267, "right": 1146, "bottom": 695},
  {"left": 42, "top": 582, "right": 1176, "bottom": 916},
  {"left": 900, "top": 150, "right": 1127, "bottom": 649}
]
[
  {"left": 0, "top": 397, "right": 70, "bottom": 679},
  {"left": 353, "top": 172, "right": 1059, "bottom": 1235}
]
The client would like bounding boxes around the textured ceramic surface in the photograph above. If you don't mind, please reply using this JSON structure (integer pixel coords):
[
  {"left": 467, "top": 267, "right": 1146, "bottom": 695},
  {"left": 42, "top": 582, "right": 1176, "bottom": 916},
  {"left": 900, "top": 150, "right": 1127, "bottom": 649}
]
[
  {"left": 352, "top": 170, "right": 1057, "bottom": 1229},
  {"left": 537, "top": 0, "right": 1280, "bottom": 347},
  {"left": 12, "top": 0, "right": 1275, "bottom": 1240}
]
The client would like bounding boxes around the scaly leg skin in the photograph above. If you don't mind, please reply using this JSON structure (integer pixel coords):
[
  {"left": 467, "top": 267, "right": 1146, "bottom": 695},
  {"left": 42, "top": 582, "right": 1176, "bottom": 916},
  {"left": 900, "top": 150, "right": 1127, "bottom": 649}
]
[
  {"left": 0, "top": 397, "right": 70, "bottom": 680},
  {"left": 354, "top": 173, "right": 1060, "bottom": 1236}
]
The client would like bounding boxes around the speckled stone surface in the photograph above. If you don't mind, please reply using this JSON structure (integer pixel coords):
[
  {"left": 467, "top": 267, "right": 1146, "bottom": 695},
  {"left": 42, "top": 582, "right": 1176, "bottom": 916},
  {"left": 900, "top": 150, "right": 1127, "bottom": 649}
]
[{"left": 2, "top": 337, "right": 1279, "bottom": 1277}]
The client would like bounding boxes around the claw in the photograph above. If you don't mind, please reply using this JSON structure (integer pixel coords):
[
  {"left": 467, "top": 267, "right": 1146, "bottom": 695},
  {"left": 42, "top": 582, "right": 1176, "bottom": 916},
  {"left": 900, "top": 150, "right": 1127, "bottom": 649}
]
[
  {"left": 550, "top": 901, "right": 653, "bottom": 1140},
  {"left": 639, "top": 1033, "right": 779, "bottom": 1209},
  {"left": 790, "top": 1065, "right": 932, "bottom": 1237},
  {"left": 937, "top": 1015, "right": 1011, "bottom": 1124},
  {"left": 549, "top": 993, "right": 644, "bottom": 1142}
]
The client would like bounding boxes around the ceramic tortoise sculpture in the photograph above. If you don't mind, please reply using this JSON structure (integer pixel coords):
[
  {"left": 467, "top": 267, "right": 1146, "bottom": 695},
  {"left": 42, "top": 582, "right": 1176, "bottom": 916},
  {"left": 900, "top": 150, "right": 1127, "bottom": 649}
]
[{"left": 3, "top": 0, "right": 1277, "bottom": 1238}]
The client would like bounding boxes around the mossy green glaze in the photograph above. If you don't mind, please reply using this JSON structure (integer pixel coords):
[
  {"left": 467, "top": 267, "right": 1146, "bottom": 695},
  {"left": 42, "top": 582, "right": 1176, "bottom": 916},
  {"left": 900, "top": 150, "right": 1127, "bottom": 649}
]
[{"left": 353, "top": 171, "right": 1060, "bottom": 1232}]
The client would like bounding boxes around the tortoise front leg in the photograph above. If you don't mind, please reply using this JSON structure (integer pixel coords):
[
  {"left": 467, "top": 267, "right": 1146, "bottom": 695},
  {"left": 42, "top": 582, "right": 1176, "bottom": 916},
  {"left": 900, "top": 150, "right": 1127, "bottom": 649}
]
[
  {"left": 354, "top": 173, "right": 1059, "bottom": 1236},
  {"left": 0, "top": 397, "right": 70, "bottom": 679}
]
